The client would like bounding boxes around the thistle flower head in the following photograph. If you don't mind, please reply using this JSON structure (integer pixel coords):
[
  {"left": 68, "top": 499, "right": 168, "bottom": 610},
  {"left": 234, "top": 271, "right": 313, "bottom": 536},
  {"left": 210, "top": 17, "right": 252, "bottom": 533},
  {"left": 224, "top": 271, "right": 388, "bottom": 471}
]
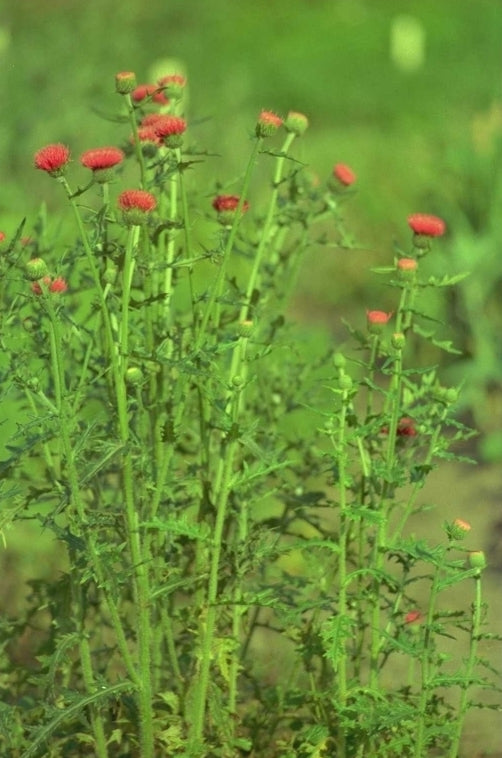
[
  {"left": 408, "top": 213, "right": 446, "bottom": 238},
  {"left": 212, "top": 194, "right": 249, "bottom": 225},
  {"left": 333, "top": 163, "right": 356, "bottom": 187},
  {"left": 31, "top": 275, "right": 68, "bottom": 295},
  {"left": 256, "top": 110, "right": 283, "bottom": 138},
  {"left": 80, "top": 147, "right": 124, "bottom": 182},
  {"left": 366, "top": 310, "right": 392, "bottom": 334},
  {"left": 34, "top": 143, "right": 70, "bottom": 176},
  {"left": 118, "top": 189, "right": 157, "bottom": 225},
  {"left": 153, "top": 115, "right": 187, "bottom": 148}
]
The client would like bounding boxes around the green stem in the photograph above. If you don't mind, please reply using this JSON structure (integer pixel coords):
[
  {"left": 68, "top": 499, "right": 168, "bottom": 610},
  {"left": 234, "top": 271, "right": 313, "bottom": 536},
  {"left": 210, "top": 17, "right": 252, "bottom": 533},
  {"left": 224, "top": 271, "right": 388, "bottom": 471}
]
[
  {"left": 196, "top": 137, "right": 263, "bottom": 351},
  {"left": 117, "top": 224, "right": 155, "bottom": 758},
  {"left": 369, "top": 342, "right": 403, "bottom": 689},
  {"left": 448, "top": 571, "right": 483, "bottom": 758},
  {"left": 188, "top": 334, "right": 249, "bottom": 751},
  {"left": 332, "top": 367, "right": 351, "bottom": 758},
  {"left": 236, "top": 131, "right": 296, "bottom": 324},
  {"left": 413, "top": 548, "right": 447, "bottom": 758}
]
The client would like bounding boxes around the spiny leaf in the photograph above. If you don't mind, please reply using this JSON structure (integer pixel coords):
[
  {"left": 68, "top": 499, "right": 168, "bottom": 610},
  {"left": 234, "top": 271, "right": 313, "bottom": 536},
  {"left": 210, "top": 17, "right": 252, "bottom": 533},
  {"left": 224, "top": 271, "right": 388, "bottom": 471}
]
[{"left": 20, "top": 680, "right": 135, "bottom": 758}]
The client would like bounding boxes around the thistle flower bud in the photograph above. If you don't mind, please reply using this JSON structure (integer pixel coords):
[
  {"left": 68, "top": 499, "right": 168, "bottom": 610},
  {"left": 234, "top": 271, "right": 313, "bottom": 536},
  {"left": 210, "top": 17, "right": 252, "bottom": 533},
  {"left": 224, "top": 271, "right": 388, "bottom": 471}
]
[
  {"left": 284, "top": 111, "right": 309, "bottom": 136},
  {"left": 468, "top": 550, "right": 487, "bottom": 571},
  {"left": 446, "top": 518, "right": 472, "bottom": 541},
  {"left": 256, "top": 110, "right": 283, "bottom": 138},
  {"left": 115, "top": 71, "right": 137, "bottom": 95},
  {"left": 25, "top": 257, "right": 49, "bottom": 281},
  {"left": 333, "top": 352, "right": 346, "bottom": 369}
]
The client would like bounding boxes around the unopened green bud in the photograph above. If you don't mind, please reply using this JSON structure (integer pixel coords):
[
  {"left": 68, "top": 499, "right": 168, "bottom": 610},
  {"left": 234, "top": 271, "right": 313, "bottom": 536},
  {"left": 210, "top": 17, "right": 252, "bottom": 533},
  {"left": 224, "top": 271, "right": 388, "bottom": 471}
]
[
  {"left": 25, "top": 258, "right": 49, "bottom": 281},
  {"left": 232, "top": 375, "right": 244, "bottom": 388},
  {"left": 238, "top": 320, "right": 254, "bottom": 338},
  {"left": 338, "top": 374, "right": 353, "bottom": 391},
  {"left": 468, "top": 550, "right": 487, "bottom": 571},
  {"left": 333, "top": 352, "right": 346, "bottom": 369},
  {"left": 391, "top": 332, "right": 406, "bottom": 350},
  {"left": 284, "top": 111, "right": 309, "bottom": 136},
  {"left": 102, "top": 262, "right": 118, "bottom": 285},
  {"left": 125, "top": 367, "right": 144, "bottom": 386}
]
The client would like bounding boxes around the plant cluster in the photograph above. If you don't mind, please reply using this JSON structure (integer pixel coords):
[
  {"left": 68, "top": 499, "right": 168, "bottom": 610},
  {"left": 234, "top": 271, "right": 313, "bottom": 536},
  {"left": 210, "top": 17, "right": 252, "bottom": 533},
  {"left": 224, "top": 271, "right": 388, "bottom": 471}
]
[{"left": 0, "top": 70, "right": 499, "bottom": 758}]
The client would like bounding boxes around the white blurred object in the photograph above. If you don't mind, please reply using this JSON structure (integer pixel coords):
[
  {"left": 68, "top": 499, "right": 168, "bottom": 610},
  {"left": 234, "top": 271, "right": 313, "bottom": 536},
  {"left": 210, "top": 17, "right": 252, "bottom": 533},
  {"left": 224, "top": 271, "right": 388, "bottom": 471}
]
[
  {"left": 148, "top": 57, "right": 188, "bottom": 115},
  {"left": 390, "top": 15, "right": 425, "bottom": 72}
]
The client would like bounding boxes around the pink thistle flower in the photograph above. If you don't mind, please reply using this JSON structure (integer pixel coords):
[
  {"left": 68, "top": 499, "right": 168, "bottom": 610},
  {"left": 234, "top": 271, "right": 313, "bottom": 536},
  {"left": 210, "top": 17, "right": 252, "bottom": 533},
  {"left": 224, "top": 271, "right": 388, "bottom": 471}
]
[
  {"left": 34, "top": 143, "right": 70, "bottom": 176},
  {"left": 80, "top": 147, "right": 124, "bottom": 171},
  {"left": 256, "top": 110, "right": 283, "bottom": 137},
  {"left": 0, "top": 231, "right": 6, "bottom": 243},
  {"left": 408, "top": 214, "right": 446, "bottom": 238},
  {"left": 333, "top": 163, "right": 356, "bottom": 187}
]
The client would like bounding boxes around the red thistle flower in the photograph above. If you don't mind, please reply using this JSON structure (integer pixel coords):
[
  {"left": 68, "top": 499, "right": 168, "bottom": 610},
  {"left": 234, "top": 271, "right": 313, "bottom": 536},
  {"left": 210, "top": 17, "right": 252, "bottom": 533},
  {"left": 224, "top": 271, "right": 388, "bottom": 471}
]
[
  {"left": 118, "top": 189, "right": 157, "bottom": 225},
  {"left": 141, "top": 113, "right": 164, "bottom": 128},
  {"left": 135, "top": 127, "right": 162, "bottom": 146},
  {"left": 212, "top": 194, "right": 250, "bottom": 225},
  {"left": 408, "top": 213, "right": 446, "bottom": 238},
  {"left": 366, "top": 310, "right": 392, "bottom": 334},
  {"left": 404, "top": 610, "right": 423, "bottom": 626},
  {"left": 131, "top": 83, "right": 168, "bottom": 104},
  {"left": 212, "top": 195, "right": 249, "bottom": 214},
  {"left": 256, "top": 110, "right": 283, "bottom": 137},
  {"left": 396, "top": 417, "right": 417, "bottom": 437},
  {"left": 118, "top": 189, "right": 157, "bottom": 213},
  {"left": 152, "top": 115, "right": 187, "bottom": 148},
  {"left": 131, "top": 84, "right": 156, "bottom": 102},
  {"left": 31, "top": 276, "right": 68, "bottom": 295},
  {"left": 34, "top": 143, "right": 70, "bottom": 176},
  {"left": 0, "top": 231, "right": 6, "bottom": 243},
  {"left": 333, "top": 163, "right": 356, "bottom": 187},
  {"left": 80, "top": 147, "right": 124, "bottom": 171}
]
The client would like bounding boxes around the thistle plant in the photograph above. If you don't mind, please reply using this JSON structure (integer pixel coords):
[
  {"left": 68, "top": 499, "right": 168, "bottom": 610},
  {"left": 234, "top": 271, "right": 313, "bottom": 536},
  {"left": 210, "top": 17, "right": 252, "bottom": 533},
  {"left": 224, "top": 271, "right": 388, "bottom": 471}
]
[{"left": 0, "top": 69, "right": 499, "bottom": 758}]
